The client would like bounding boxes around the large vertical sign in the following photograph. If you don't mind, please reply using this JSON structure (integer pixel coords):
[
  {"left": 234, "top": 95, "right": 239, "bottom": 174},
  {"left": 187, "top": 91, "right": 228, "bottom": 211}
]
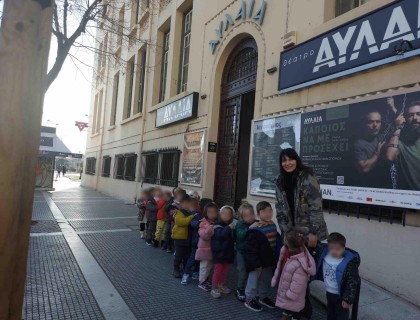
[
  {"left": 279, "top": 0, "right": 420, "bottom": 93},
  {"left": 181, "top": 131, "right": 205, "bottom": 186},
  {"left": 300, "top": 91, "right": 420, "bottom": 210},
  {"left": 250, "top": 113, "right": 301, "bottom": 197}
]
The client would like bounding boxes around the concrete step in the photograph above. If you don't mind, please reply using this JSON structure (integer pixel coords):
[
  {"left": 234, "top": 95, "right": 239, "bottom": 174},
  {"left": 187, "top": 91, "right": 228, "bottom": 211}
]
[{"left": 310, "top": 280, "right": 420, "bottom": 320}]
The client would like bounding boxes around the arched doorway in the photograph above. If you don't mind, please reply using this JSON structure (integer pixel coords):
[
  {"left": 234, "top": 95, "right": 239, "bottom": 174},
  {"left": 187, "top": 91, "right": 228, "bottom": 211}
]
[{"left": 214, "top": 38, "right": 257, "bottom": 209}]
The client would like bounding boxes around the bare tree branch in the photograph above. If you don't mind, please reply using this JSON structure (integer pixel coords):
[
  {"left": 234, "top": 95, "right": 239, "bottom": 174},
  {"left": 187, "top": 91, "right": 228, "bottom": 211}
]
[{"left": 46, "top": 0, "right": 162, "bottom": 93}]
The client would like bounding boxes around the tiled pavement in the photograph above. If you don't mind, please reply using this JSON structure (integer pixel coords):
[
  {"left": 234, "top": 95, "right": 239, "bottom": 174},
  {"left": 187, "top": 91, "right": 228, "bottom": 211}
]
[{"left": 25, "top": 184, "right": 327, "bottom": 319}]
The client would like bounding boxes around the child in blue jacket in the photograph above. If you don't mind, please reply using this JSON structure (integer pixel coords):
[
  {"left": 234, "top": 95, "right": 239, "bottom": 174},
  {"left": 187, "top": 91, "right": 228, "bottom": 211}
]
[
  {"left": 314, "top": 232, "right": 361, "bottom": 320},
  {"left": 210, "top": 205, "right": 235, "bottom": 299}
]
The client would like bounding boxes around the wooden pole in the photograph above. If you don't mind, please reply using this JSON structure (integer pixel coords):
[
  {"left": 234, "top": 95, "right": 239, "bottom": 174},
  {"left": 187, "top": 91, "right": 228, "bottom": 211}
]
[{"left": 0, "top": 1, "right": 54, "bottom": 319}]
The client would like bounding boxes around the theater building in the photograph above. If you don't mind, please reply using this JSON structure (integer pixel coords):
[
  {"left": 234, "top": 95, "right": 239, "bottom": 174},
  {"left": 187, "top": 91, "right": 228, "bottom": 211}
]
[{"left": 83, "top": 0, "right": 420, "bottom": 306}]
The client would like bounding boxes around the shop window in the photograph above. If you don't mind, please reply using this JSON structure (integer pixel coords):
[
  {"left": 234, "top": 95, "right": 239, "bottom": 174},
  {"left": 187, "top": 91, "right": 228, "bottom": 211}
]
[
  {"left": 178, "top": 8, "right": 193, "bottom": 94},
  {"left": 124, "top": 57, "right": 135, "bottom": 119},
  {"left": 85, "top": 158, "right": 97, "bottom": 175},
  {"left": 114, "top": 154, "right": 137, "bottom": 181},
  {"left": 110, "top": 72, "right": 119, "bottom": 125},
  {"left": 159, "top": 30, "right": 170, "bottom": 102},
  {"left": 336, "top": 0, "right": 370, "bottom": 17},
  {"left": 102, "top": 156, "right": 112, "bottom": 177},
  {"left": 142, "top": 149, "right": 180, "bottom": 187},
  {"left": 137, "top": 49, "right": 147, "bottom": 113}
]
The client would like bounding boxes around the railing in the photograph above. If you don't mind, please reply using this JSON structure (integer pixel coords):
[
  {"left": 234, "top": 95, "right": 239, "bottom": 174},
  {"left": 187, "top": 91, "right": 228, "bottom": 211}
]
[{"left": 324, "top": 200, "right": 406, "bottom": 226}]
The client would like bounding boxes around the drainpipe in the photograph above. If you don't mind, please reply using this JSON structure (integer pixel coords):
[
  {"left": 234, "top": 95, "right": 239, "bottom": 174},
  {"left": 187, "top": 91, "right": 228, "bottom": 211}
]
[{"left": 134, "top": 4, "right": 154, "bottom": 201}]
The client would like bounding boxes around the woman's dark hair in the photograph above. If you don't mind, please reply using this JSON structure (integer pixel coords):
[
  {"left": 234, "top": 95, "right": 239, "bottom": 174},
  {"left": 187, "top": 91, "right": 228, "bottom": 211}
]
[
  {"left": 278, "top": 148, "right": 313, "bottom": 190},
  {"left": 286, "top": 228, "right": 306, "bottom": 253},
  {"left": 203, "top": 202, "right": 219, "bottom": 220}
]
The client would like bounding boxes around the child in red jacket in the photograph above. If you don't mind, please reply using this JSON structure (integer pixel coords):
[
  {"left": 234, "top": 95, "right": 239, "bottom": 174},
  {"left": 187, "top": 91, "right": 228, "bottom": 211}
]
[{"left": 153, "top": 188, "right": 166, "bottom": 248}]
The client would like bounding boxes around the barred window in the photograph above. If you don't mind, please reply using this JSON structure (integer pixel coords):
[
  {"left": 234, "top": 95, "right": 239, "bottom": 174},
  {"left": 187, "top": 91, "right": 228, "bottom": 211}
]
[
  {"left": 142, "top": 149, "right": 180, "bottom": 187},
  {"left": 142, "top": 152, "right": 159, "bottom": 184},
  {"left": 159, "top": 150, "right": 180, "bottom": 187},
  {"left": 124, "top": 154, "right": 137, "bottom": 181},
  {"left": 102, "top": 156, "right": 112, "bottom": 177},
  {"left": 114, "top": 154, "right": 137, "bottom": 181},
  {"left": 336, "top": 0, "right": 370, "bottom": 16},
  {"left": 178, "top": 8, "right": 192, "bottom": 94},
  {"left": 85, "top": 158, "right": 97, "bottom": 175}
]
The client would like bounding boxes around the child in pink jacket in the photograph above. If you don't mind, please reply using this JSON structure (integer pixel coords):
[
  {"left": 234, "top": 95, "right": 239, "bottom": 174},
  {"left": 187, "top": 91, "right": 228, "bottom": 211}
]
[
  {"left": 271, "top": 229, "right": 316, "bottom": 320},
  {"left": 195, "top": 202, "right": 219, "bottom": 292}
]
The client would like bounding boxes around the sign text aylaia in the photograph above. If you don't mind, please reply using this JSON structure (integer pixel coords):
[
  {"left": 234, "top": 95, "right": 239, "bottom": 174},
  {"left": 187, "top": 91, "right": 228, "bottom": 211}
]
[{"left": 209, "top": 0, "right": 267, "bottom": 54}]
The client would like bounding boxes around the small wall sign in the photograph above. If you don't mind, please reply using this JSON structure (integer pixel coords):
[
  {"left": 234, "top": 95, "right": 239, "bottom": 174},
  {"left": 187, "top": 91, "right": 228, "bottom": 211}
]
[{"left": 208, "top": 142, "right": 217, "bottom": 153}]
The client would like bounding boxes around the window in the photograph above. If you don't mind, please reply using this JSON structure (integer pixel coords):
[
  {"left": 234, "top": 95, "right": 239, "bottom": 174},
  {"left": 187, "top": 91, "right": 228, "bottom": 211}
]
[
  {"left": 114, "top": 154, "right": 137, "bottom": 181},
  {"left": 137, "top": 49, "right": 147, "bottom": 113},
  {"left": 159, "top": 150, "right": 180, "bottom": 187},
  {"left": 102, "top": 156, "right": 112, "bottom": 177},
  {"left": 96, "top": 90, "right": 103, "bottom": 133},
  {"left": 111, "top": 72, "right": 119, "bottom": 125},
  {"left": 92, "top": 94, "right": 99, "bottom": 134},
  {"left": 99, "top": 34, "right": 108, "bottom": 70},
  {"left": 142, "top": 149, "right": 180, "bottom": 187},
  {"left": 159, "top": 30, "right": 170, "bottom": 102},
  {"left": 85, "top": 158, "right": 97, "bottom": 175},
  {"left": 117, "top": 7, "right": 124, "bottom": 47},
  {"left": 135, "top": 0, "right": 150, "bottom": 23},
  {"left": 125, "top": 58, "right": 135, "bottom": 119},
  {"left": 336, "top": 0, "right": 370, "bottom": 16},
  {"left": 142, "top": 152, "right": 159, "bottom": 184},
  {"left": 178, "top": 9, "right": 192, "bottom": 94},
  {"left": 131, "top": 0, "right": 138, "bottom": 27}
]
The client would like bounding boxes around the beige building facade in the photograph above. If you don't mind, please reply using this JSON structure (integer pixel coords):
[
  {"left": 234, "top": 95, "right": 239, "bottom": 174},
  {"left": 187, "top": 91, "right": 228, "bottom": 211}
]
[{"left": 83, "top": 0, "right": 420, "bottom": 306}]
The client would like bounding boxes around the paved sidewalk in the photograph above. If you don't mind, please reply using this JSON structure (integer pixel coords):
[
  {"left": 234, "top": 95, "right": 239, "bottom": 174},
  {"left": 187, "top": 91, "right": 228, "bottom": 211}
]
[{"left": 25, "top": 183, "right": 326, "bottom": 319}]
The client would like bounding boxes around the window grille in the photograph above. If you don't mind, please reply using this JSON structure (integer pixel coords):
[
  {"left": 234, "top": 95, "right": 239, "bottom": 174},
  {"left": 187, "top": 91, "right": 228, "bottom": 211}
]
[
  {"left": 114, "top": 154, "right": 137, "bottom": 181},
  {"left": 85, "top": 158, "right": 97, "bottom": 175},
  {"left": 142, "top": 149, "right": 180, "bottom": 187},
  {"left": 102, "top": 156, "right": 112, "bottom": 177}
]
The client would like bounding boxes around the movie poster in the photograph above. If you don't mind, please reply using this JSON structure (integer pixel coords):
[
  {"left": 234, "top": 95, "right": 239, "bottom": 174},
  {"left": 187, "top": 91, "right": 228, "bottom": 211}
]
[
  {"left": 250, "top": 113, "right": 301, "bottom": 197},
  {"left": 181, "top": 131, "right": 205, "bottom": 186},
  {"left": 300, "top": 91, "right": 420, "bottom": 210}
]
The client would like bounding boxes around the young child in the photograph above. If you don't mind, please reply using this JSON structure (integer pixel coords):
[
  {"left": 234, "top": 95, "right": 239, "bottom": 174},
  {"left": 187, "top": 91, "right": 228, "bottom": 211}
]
[
  {"left": 210, "top": 205, "right": 235, "bottom": 299},
  {"left": 244, "top": 201, "right": 280, "bottom": 311},
  {"left": 164, "top": 188, "right": 185, "bottom": 253},
  {"left": 153, "top": 188, "right": 166, "bottom": 248},
  {"left": 161, "top": 190, "right": 173, "bottom": 251},
  {"left": 172, "top": 194, "right": 195, "bottom": 278},
  {"left": 235, "top": 204, "right": 256, "bottom": 302},
  {"left": 137, "top": 189, "right": 149, "bottom": 239},
  {"left": 315, "top": 232, "right": 361, "bottom": 320},
  {"left": 272, "top": 229, "right": 316, "bottom": 320},
  {"left": 181, "top": 197, "right": 203, "bottom": 285},
  {"left": 145, "top": 188, "right": 157, "bottom": 246},
  {"left": 195, "top": 202, "right": 219, "bottom": 292}
]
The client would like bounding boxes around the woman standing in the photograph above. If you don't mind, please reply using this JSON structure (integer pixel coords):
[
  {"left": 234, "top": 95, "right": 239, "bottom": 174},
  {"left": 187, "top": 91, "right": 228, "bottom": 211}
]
[{"left": 275, "top": 148, "right": 328, "bottom": 319}]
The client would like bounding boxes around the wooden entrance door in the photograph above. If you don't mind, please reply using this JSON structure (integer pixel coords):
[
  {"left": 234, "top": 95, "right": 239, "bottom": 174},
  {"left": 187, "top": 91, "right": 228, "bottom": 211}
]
[{"left": 214, "top": 39, "right": 257, "bottom": 208}]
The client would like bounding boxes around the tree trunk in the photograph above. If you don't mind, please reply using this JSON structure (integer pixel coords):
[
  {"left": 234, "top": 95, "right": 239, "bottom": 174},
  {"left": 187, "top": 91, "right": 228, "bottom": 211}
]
[{"left": 0, "top": 0, "right": 54, "bottom": 319}]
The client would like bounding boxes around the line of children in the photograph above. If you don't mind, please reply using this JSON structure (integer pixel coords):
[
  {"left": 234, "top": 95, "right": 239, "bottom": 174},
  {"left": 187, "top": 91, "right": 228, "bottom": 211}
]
[{"left": 137, "top": 188, "right": 360, "bottom": 319}]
